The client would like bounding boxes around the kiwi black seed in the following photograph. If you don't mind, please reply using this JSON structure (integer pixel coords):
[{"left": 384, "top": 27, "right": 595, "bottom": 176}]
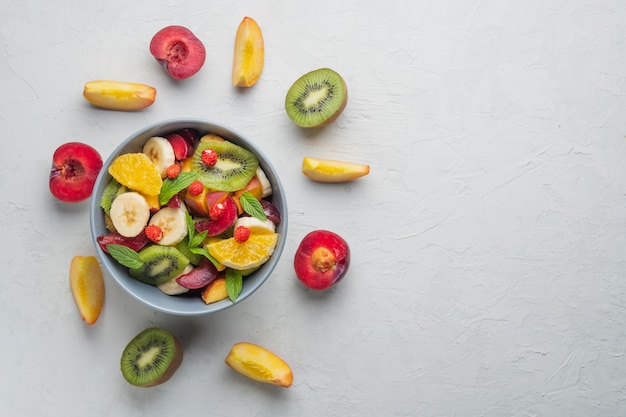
[
  {"left": 191, "top": 139, "right": 258, "bottom": 192},
  {"left": 120, "top": 327, "right": 183, "bottom": 387},
  {"left": 285, "top": 68, "right": 348, "bottom": 128},
  {"left": 129, "top": 245, "right": 190, "bottom": 286}
]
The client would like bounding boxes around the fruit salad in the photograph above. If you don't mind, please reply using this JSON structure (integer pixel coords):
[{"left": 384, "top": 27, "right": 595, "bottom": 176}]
[{"left": 96, "top": 127, "right": 282, "bottom": 304}]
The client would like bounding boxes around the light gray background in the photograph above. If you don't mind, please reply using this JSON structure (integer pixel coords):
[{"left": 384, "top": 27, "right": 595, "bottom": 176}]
[{"left": 2, "top": 1, "right": 626, "bottom": 415}]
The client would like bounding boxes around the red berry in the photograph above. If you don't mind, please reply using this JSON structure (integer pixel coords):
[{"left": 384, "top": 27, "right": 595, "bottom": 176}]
[
  {"left": 166, "top": 163, "right": 181, "bottom": 179},
  {"left": 188, "top": 180, "right": 204, "bottom": 196},
  {"left": 201, "top": 149, "right": 218, "bottom": 167},
  {"left": 209, "top": 203, "right": 225, "bottom": 221},
  {"left": 234, "top": 226, "right": 250, "bottom": 243},
  {"left": 145, "top": 225, "right": 163, "bottom": 242}
]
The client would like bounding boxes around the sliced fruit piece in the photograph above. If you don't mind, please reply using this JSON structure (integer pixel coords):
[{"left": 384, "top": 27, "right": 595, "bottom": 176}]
[
  {"left": 256, "top": 167, "right": 272, "bottom": 198},
  {"left": 190, "top": 140, "right": 259, "bottom": 192},
  {"left": 175, "top": 257, "right": 219, "bottom": 289},
  {"left": 294, "top": 230, "right": 350, "bottom": 290},
  {"left": 200, "top": 133, "right": 225, "bottom": 143},
  {"left": 149, "top": 26, "right": 206, "bottom": 80},
  {"left": 201, "top": 276, "right": 228, "bottom": 304},
  {"left": 120, "top": 327, "right": 183, "bottom": 387},
  {"left": 232, "top": 17, "right": 264, "bottom": 87},
  {"left": 129, "top": 245, "right": 190, "bottom": 286},
  {"left": 183, "top": 184, "right": 210, "bottom": 217},
  {"left": 260, "top": 200, "right": 281, "bottom": 225},
  {"left": 108, "top": 153, "right": 163, "bottom": 196},
  {"left": 225, "top": 342, "right": 293, "bottom": 387},
  {"left": 206, "top": 230, "right": 277, "bottom": 270},
  {"left": 234, "top": 216, "right": 275, "bottom": 233},
  {"left": 83, "top": 80, "right": 156, "bottom": 111},
  {"left": 49, "top": 142, "right": 103, "bottom": 203},
  {"left": 177, "top": 128, "right": 200, "bottom": 155},
  {"left": 194, "top": 197, "right": 238, "bottom": 236},
  {"left": 97, "top": 230, "right": 149, "bottom": 253},
  {"left": 234, "top": 176, "right": 262, "bottom": 214},
  {"left": 69, "top": 256, "right": 105, "bottom": 325},
  {"left": 148, "top": 206, "right": 188, "bottom": 246},
  {"left": 165, "top": 133, "right": 189, "bottom": 160},
  {"left": 139, "top": 192, "right": 161, "bottom": 213},
  {"left": 157, "top": 264, "right": 193, "bottom": 295},
  {"left": 100, "top": 178, "right": 127, "bottom": 215},
  {"left": 285, "top": 68, "right": 348, "bottom": 128},
  {"left": 143, "top": 136, "right": 176, "bottom": 179},
  {"left": 109, "top": 192, "right": 151, "bottom": 238},
  {"left": 302, "top": 157, "right": 369, "bottom": 183}
]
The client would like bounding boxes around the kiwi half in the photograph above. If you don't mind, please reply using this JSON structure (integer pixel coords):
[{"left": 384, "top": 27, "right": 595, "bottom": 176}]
[
  {"left": 100, "top": 178, "right": 127, "bottom": 215},
  {"left": 120, "top": 327, "right": 183, "bottom": 387},
  {"left": 129, "top": 245, "right": 190, "bottom": 286},
  {"left": 285, "top": 68, "right": 348, "bottom": 128},
  {"left": 191, "top": 140, "right": 258, "bottom": 192}
]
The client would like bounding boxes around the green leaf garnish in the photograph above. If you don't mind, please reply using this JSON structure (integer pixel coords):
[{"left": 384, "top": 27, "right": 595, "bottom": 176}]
[
  {"left": 159, "top": 172, "right": 198, "bottom": 206},
  {"left": 189, "top": 230, "right": 207, "bottom": 248},
  {"left": 239, "top": 191, "right": 267, "bottom": 221},
  {"left": 189, "top": 247, "right": 221, "bottom": 269},
  {"left": 225, "top": 268, "right": 243, "bottom": 302},
  {"left": 106, "top": 244, "right": 143, "bottom": 269}
]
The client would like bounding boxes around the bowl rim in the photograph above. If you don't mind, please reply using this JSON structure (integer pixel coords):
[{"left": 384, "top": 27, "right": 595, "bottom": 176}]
[{"left": 89, "top": 118, "right": 288, "bottom": 316}]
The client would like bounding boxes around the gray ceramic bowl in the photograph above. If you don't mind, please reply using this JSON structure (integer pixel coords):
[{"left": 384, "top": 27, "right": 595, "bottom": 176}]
[{"left": 90, "top": 118, "right": 287, "bottom": 316}]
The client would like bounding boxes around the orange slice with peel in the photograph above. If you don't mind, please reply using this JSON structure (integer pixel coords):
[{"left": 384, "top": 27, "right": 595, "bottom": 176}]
[
  {"left": 206, "top": 231, "right": 277, "bottom": 270},
  {"left": 108, "top": 153, "right": 163, "bottom": 196},
  {"left": 69, "top": 256, "right": 105, "bottom": 325}
]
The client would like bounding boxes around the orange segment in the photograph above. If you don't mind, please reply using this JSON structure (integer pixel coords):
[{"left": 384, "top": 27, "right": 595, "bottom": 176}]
[
  {"left": 206, "top": 231, "right": 277, "bottom": 270},
  {"left": 69, "top": 256, "right": 105, "bottom": 325},
  {"left": 108, "top": 153, "right": 163, "bottom": 196}
]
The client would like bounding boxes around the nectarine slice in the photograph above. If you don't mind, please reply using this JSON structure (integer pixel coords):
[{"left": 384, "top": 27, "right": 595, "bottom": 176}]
[
  {"left": 232, "top": 17, "right": 264, "bottom": 87},
  {"left": 201, "top": 276, "right": 228, "bottom": 304},
  {"left": 83, "top": 80, "right": 156, "bottom": 111},
  {"left": 302, "top": 157, "right": 370, "bottom": 183},
  {"left": 225, "top": 342, "right": 293, "bottom": 387},
  {"left": 69, "top": 256, "right": 105, "bottom": 325}
]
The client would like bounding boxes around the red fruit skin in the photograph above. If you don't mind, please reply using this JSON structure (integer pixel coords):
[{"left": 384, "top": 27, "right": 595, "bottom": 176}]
[
  {"left": 175, "top": 257, "right": 219, "bottom": 289},
  {"left": 165, "top": 133, "right": 189, "bottom": 160},
  {"left": 294, "top": 230, "right": 350, "bottom": 290},
  {"left": 177, "top": 128, "right": 200, "bottom": 156},
  {"left": 97, "top": 231, "right": 149, "bottom": 253},
  {"left": 260, "top": 200, "right": 281, "bottom": 225},
  {"left": 49, "top": 142, "right": 103, "bottom": 202},
  {"left": 166, "top": 194, "right": 181, "bottom": 208},
  {"left": 194, "top": 197, "right": 238, "bottom": 236},
  {"left": 149, "top": 26, "right": 206, "bottom": 80}
]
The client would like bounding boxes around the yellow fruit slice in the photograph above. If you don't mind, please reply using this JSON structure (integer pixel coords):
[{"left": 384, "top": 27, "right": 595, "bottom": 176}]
[
  {"left": 302, "top": 156, "right": 370, "bottom": 183},
  {"left": 225, "top": 342, "right": 293, "bottom": 387},
  {"left": 108, "top": 153, "right": 163, "bottom": 196},
  {"left": 201, "top": 277, "right": 228, "bottom": 304},
  {"left": 83, "top": 80, "right": 156, "bottom": 111},
  {"left": 206, "top": 231, "right": 277, "bottom": 270},
  {"left": 232, "top": 17, "right": 264, "bottom": 87},
  {"left": 69, "top": 256, "right": 105, "bottom": 325}
]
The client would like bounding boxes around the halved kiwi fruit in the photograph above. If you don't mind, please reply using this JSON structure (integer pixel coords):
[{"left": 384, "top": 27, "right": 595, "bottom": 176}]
[
  {"left": 285, "top": 68, "right": 348, "bottom": 128},
  {"left": 100, "top": 178, "right": 127, "bottom": 215},
  {"left": 191, "top": 140, "right": 258, "bottom": 192},
  {"left": 120, "top": 327, "right": 183, "bottom": 387},
  {"left": 129, "top": 245, "right": 190, "bottom": 286}
]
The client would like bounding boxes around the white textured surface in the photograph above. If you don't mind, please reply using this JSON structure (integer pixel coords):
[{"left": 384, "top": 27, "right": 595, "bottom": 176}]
[{"left": 2, "top": 1, "right": 626, "bottom": 415}]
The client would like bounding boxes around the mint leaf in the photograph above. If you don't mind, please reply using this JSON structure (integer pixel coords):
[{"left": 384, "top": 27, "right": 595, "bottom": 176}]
[
  {"left": 189, "top": 230, "right": 207, "bottom": 248},
  {"left": 225, "top": 268, "right": 243, "bottom": 302},
  {"left": 106, "top": 244, "right": 143, "bottom": 269},
  {"left": 159, "top": 172, "right": 198, "bottom": 206},
  {"left": 239, "top": 191, "right": 267, "bottom": 221},
  {"left": 189, "top": 247, "right": 221, "bottom": 269}
]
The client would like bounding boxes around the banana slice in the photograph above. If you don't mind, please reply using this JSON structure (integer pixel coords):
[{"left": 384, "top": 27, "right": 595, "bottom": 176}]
[
  {"left": 109, "top": 192, "right": 151, "bottom": 237},
  {"left": 148, "top": 206, "right": 188, "bottom": 246},
  {"left": 143, "top": 136, "right": 176, "bottom": 178},
  {"left": 157, "top": 264, "right": 192, "bottom": 295},
  {"left": 234, "top": 216, "right": 275, "bottom": 233},
  {"left": 256, "top": 167, "right": 272, "bottom": 198}
]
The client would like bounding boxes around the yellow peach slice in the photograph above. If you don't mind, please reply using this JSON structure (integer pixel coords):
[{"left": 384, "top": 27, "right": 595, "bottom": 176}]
[
  {"left": 83, "top": 80, "right": 156, "bottom": 111},
  {"left": 232, "top": 17, "right": 264, "bottom": 87},
  {"left": 302, "top": 157, "right": 370, "bottom": 183},
  {"left": 225, "top": 342, "right": 293, "bottom": 387},
  {"left": 201, "top": 277, "right": 228, "bottom": 304},
  {"left": 69, "top": 256, "right": 105, "bottom": 325}
]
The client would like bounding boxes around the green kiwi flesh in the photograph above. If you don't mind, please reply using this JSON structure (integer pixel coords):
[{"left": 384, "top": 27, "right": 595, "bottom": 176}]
[
  {"left": 191, "top": 140, "right": 258, "bottom": 192},
  {"left": 285, "top": 68, "right": 348, "bottom": 128},
  {"left": 100, "top": 178, "right": 127, "bottom": 215},
  {"left": 120, "top": 327, "right": 183, "bottom": 387},
  {"left": 129, "top": 246, "right": 190, "bottom": 286}
]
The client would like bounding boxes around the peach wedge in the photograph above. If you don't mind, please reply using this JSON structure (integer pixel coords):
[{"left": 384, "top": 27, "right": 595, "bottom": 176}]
[
  {"left": 225, "top": 342, "right": 293, "bottom": 387},
  {"left": 69, "top": 256, "right": 105, "bottom": 325},
  {"left": 231, "top": 17, "right": 264, "bottom": 87},
  {"left": 83, "top": 80, "right": 156, "bottom": 111},
  {"left": 302, "top": 157, "right": 370, "bottom": 183}
]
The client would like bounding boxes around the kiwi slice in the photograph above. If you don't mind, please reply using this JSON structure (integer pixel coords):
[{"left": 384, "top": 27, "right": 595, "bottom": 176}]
[
  {"left": 100, "top": 178, "right": 127, "bottom": 215},
  {"left": 285, "top": 68, "right": 348, "bottom": 128},
  {"left": 120, "top": 327, "right": 183, "bottom": 387},
  {"left": 191, "top": 140, "right": 258, "bottom": 192},
  {"left": 129, "top": 246, "right": 190, "bottom": 286}
]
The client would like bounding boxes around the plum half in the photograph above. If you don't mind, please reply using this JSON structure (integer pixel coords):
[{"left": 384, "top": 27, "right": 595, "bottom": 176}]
[{"left": 294, "top": 230, "right": 350, "bottom": 290}]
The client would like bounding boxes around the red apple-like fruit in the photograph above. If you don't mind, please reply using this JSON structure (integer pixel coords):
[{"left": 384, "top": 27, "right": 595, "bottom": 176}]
[
  {"left": 294, "top": 230, "right": 350, "bottom": 290},
  {"left": 49, "top": 142, "right": 103, "bottom": 202},
  {"left": 149, "top": 26, "right": 206, "bottom": 80}
]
